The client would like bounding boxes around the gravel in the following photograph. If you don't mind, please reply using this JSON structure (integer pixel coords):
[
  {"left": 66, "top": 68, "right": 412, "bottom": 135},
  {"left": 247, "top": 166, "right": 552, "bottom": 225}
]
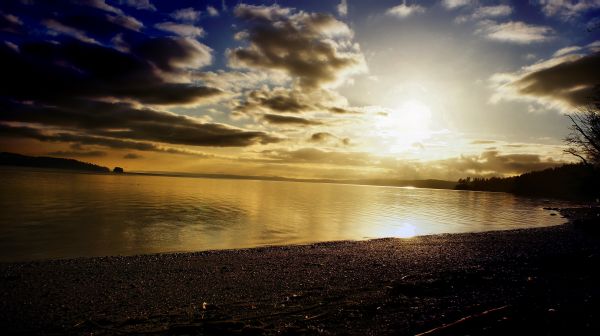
[{"left": 1, "top": 208, "right": 599, "bottom": 335}]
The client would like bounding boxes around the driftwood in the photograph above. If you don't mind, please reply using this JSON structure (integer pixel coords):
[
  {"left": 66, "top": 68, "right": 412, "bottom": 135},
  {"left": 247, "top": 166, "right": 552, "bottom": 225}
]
[{"left": 415, "top": 305, "right": 510, "bottom": 336}]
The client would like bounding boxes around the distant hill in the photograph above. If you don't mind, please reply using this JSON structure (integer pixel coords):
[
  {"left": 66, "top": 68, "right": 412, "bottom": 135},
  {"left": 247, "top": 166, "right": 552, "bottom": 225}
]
[
  {"left": 0, "top": 152, "right": 110, "bottom": 173},
  {"left": 456, "top": 163, "right": 600, "bottom": 200},
  {"left": 342, "top": 178, "right": 457, "bottom": 190},
  {"left": 131, "top": 171, "right": 458, "bottom": 190}
]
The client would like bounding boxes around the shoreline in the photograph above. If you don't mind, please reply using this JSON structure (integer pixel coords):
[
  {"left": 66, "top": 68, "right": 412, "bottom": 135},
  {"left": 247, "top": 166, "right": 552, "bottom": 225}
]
[{"left": 1, "top": 209, "right": 599, "bottom": 335}]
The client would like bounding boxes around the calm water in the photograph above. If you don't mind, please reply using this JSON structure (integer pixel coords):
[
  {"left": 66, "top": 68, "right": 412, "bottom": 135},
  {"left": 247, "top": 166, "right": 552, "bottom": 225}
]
[{"left": 0, "top": 169, "right": 568, "bottom": 262}]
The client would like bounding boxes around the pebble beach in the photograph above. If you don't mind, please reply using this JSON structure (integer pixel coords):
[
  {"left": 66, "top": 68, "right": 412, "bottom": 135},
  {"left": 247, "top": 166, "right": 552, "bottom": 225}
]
[{"left": 1, "top": 208, "right": 599, "bottom": 335}]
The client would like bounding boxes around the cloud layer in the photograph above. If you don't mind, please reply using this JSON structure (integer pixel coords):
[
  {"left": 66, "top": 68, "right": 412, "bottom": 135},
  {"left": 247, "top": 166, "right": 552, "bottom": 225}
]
[
  {"left": 476, "top": 21, "right": 554, "bottom": 44},
  {"left": 228, "top": 4, "right": 366, "bottom": 88},
  {"left": 491, "top": 46, "right": 600, "bottom": 111}
]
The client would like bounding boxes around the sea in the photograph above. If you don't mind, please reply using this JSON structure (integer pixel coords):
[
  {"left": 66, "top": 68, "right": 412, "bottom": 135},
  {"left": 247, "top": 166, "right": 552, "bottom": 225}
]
[{"left": 0, "top": 168, "right": 569, "bottom": 262}]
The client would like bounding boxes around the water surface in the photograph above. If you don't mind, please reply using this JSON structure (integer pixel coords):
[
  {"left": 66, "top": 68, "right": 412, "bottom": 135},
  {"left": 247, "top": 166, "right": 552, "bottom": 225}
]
[{"left": 0, "top": 169, "right": 567, "bottom": 262}]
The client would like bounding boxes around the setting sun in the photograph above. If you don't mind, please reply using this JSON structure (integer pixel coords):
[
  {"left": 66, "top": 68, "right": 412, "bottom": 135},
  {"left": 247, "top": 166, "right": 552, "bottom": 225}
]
[
  {"left": 1, "top": 1, "right": 600, "bottom": 334},
  {"left": 372, "top": 99, "right": 433, "bottom": 153}
]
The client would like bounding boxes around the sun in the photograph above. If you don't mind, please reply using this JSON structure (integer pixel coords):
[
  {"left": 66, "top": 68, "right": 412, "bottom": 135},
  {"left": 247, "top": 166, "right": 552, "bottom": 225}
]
[{"left": 373, "top": 99, "right": 433, "bottom": 153}]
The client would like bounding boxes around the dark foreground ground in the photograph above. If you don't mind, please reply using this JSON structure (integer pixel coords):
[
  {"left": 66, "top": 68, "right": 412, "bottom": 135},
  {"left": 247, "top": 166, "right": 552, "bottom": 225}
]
[{"left": 1, "top": 208, "right": 599, "bottom": 335}]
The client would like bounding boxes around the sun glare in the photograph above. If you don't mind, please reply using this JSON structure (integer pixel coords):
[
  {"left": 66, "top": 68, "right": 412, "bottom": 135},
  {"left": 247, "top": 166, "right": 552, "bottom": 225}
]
[
  {"left": 394, "top": 222, "right": 418, "bottom": 238},
  {"left": 373, "top": 99, "right": 432, "bottom": 153}
]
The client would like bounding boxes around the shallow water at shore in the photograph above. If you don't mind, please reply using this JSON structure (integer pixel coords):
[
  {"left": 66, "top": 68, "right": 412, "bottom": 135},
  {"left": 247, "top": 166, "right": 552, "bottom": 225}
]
[{"left": 0, "top": 168, "right": 569, "bottom": 262}]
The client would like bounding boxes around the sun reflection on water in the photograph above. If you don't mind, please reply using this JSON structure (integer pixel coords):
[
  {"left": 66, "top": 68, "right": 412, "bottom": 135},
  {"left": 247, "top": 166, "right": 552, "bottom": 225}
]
[{"left": 393, "top": 222, "right": 418, "bottom": 238}]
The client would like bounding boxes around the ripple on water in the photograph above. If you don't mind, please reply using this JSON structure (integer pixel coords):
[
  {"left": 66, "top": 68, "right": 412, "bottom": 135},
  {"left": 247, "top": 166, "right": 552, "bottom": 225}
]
[{"left": 0, "top": 170, "right": 573, "bottom": 262}]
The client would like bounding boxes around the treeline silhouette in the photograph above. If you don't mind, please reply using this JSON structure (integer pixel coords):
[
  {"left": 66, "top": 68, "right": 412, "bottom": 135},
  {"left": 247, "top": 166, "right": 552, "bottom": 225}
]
[
  {"left": 0, "top": 152, "right": 110, "bottom": 173},
  {"left": 456, "top": 163, "right": 600, "bottom": 200}
]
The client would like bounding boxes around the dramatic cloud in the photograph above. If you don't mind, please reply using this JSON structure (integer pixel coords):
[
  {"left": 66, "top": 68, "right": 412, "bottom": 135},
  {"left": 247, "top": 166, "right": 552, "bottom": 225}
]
[
  {"left": 444, "top": 150, "right": 562, "bottom": 176},
  {"left": 491, "top": 50, "right": 600, "bottom": 111},
  {"left": 257, "top": 147, "right": 563, "bottom": 179},
  {"left": 228, "top": 4, "right": 366, "bottom": 88},
  {"left": 263, "top": 114, "right": 323, "bottom": 126},
  {"left": 133, "top": 37, "right": 212, "bottom": 75},
  {"left": 337, "top": 0, "right": 348, "bottom": 17},
  {"left": 261, "top": 148, "right": 370, "bottom": 166},
  {"left": 170, "top": 7, "right": 201, "bottom": 22},
  {"left": 442, "top": 0, "right": 472, "bottom": 9},
  {"left": 512, "top": 53, "right": 600, "bottom": 107},
  {"left": 0, "top": 99, "right": 279, "bottom": 147},
  {"left": 539, "top": 0, "right": 600, "bottom": 20},
  {"left": 476, "top": 21, "right": 554, "bottom": 44},
  {"left": 123, "top": 0, "right": 156, "bottom": 11},
  {"left": 0, "top": 124, "right": 215, "bottom": 157},
  {"left": 154, "top": 22, "right": 205, "bottom": 37},
  {"left": 386, "top": 4, "right": 426, "bottom": 19},
  {"left": 0, "top": 39, "right": 218, "bottom": 106},
  {"left": 0, "top": 0, "right": 281, "bottom": 157},
  {"left": 232, "top": 87, "right": 355, "bottom": 117},
  {"left": 456, "top": 5, "right": 513, "bottom": 23},
  {"left": 195, "top": 70, "right": 288, "bottom": 92}
]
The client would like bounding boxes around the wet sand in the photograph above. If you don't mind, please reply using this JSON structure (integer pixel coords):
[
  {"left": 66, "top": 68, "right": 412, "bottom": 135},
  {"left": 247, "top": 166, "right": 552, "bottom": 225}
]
[{"left": 1, "top": 208, "right": 599, "bottom": 335}]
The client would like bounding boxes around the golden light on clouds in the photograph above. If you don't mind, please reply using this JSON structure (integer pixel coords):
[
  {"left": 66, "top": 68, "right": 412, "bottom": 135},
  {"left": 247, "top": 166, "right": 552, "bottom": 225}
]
[{"left": 1, "top": 1, "right": 595, "bottom": 181}]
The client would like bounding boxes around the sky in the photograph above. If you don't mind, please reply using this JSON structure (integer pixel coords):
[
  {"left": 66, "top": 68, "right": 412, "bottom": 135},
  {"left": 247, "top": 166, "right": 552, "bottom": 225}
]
[{"left": 1, "top": 0, "right": 599, "bottom": 180}]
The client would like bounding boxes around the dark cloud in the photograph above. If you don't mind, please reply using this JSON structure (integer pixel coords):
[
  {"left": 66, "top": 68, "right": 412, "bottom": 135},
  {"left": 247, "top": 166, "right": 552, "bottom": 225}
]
[
  {"left": 252, "top": 90, "right": 309, "bottom": 113},
  {"left": 133, "top": 36, "right": 211, "bottom": 73},
  {"left": 229, "top": 4, "right": 366, "bottom": 88},
  {"left": 263, "top": 114, "right": 323, "bottom": 125},
  {"left": 261, "top": 148, "right": 370, "bottom": 166},
  {"left": 470, "top": 140, "right": 496, "bottom": 145},
  {"left": 447, "top": 150, "right": 561, "bottom": 175},
  {"left": 512, "top": 52, "right": 600, "bottom": 107},
  {"left": 0, "top": 0, "right": 284, "bottom": 156},
  {"left": 310, "top": 132, "right": 334, "bottom": 142},
  {"left": 257, "top": 147, "right": 563, "bottom": 179},
  {"left": 0, "top": 39, "right": 219, "bottom": 106},
  {"left": 234, "top": 87, "right": 357, "bottom": 117},
  {"left": 123, "top": 153, "right": 142, "bottom": 159},
  {"left": 0, "top": 99, "right": 279, "bottom": 147},
  {"left": 48, "top": 150, "right": 107, "bottom": 158},
  {"left": 0, "top": 123, "right": 216, "bottom": 157},
  {"left": 309, "top": 132, "right": 350, "bottom": 146}
]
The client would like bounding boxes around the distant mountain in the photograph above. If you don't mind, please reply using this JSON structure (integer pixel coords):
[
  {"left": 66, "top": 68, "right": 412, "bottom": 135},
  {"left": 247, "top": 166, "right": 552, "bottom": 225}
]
[
  {"left": 131, "top": 171, "right": 458, "bottom": 190},
  {"left": 342, "top": 178, "right": 457, "bottom": 190},
  {"left": 0, "top": 152, "right": 110, "bottom": 173}
]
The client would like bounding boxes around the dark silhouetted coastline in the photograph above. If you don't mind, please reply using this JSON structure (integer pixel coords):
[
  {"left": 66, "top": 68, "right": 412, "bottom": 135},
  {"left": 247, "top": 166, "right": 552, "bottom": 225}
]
[
  {"left": 456, "top": 163, "right": 600, "bottom": 200},
  {"left": 0, "top": 152, "right": 110, "bottom": 173}
]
